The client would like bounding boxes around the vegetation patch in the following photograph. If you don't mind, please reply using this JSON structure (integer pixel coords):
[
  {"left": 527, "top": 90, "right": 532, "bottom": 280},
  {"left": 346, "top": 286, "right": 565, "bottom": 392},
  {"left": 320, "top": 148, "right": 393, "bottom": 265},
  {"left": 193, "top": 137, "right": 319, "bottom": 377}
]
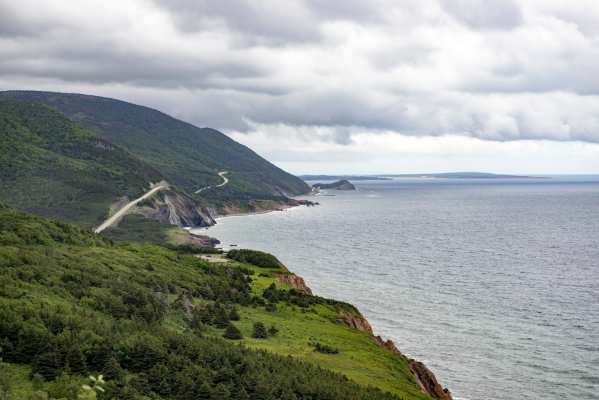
[
  {"left": 100, "top": 213, "right": 172, "bottom": 244},
  {"left": 0, "top": 206, "right": 424, "bottom": 400},
  {"left": 311, "top": 341, "right": 340, "bottom": 354},
  {"left": 227, "top": 248, "right": 284, "bottom": 269},
  {"left": 0, "top": 99, "right": 161, "bottom": 227}
]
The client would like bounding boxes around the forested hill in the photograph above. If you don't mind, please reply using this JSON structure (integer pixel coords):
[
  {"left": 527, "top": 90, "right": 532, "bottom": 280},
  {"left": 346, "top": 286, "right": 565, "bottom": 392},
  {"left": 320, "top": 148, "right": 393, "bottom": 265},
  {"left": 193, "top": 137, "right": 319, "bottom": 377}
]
[
  {"left": 0, "top": 205, "right": 430, "bottom": 400},
  {"left": 0, "top": 91, "right": 310, "bottom": 200},
  {"left": 0, "top": 100, "right": 163, "bottom": 226}
]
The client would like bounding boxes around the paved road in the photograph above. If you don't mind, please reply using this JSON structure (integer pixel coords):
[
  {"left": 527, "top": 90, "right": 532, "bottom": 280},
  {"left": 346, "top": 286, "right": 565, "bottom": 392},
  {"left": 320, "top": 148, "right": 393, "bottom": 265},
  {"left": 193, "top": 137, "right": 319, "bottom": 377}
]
[
  {"left": 94, "top": 183, "right": 168, "bottom": 234},
  {"left": 195, "top": 171, "right": 229, "bottom": 194}
]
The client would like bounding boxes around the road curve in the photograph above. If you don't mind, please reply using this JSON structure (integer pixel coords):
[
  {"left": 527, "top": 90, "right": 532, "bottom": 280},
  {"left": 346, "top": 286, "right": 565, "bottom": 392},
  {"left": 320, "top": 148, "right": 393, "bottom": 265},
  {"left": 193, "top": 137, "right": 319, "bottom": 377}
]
[
  {"left": 94, "top": 183, "right": 168, "bottom": 234},
  {"left": 195, "top": 171, "right": 229, "bottom": 194}
]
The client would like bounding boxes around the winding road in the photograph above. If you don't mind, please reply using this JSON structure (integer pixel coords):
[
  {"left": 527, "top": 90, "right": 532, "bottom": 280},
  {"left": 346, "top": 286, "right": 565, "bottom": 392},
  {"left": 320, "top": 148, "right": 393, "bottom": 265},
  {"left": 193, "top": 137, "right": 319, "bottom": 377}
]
[
  {"left": 94, "top": 183, "right": 169, "bottom": 234},
  {"left": 195, "top": 171, "right": 229, "bottom": 194},
  {"left": 94, "top": 171, "right": 229, "bottom": 234}
]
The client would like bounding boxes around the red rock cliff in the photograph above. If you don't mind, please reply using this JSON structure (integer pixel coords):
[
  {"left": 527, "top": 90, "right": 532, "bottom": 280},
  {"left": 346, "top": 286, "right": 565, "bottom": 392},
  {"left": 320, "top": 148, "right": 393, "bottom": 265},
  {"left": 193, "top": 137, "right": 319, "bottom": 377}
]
[
  {"left": 276, "top": 273, "right": 313, "bottom": 295},
  {"left": 409, "top": 360, "right": 453, "bottom": 400}
]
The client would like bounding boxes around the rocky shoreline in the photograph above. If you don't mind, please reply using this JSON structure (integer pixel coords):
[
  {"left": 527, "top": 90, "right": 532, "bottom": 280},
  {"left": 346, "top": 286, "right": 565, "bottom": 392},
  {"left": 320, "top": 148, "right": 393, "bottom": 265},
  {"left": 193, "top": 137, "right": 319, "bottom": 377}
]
[
  {"left": 267, "top": 272, "right": 452, "bottom": 400},
  {"left": 339, "top": 301, "right": 453, "bottom": 400},
  {"left": 181, "top": 197, "right": 453, "bottom": 399}
]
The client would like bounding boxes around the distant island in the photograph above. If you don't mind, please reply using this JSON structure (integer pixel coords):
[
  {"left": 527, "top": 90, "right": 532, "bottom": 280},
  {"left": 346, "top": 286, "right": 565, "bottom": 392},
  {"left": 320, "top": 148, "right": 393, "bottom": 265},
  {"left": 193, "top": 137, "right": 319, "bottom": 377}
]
[
  {"left": 303, "top": 172, "right": 537, "bottom": 181},
  {"left": 301, "top": 174, "right": 391, "bottom": 181},
  {"left": 384, "top": 172, "right": 538, "bottom": 179},
  {"left": 313, "top": 179, "right": 356, "bottom": 190}
]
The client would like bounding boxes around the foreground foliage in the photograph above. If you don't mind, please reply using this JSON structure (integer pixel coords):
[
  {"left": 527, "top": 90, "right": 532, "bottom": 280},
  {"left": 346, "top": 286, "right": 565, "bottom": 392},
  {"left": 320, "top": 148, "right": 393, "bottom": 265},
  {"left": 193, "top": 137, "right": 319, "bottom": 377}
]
[{"left": 0, "top": 206, "right": 418, "bottom": 400}]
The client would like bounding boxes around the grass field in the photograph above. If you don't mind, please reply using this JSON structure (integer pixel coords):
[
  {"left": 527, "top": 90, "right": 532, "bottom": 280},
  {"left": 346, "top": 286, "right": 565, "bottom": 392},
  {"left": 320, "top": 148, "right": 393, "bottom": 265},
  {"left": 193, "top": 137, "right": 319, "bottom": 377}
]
[{"left": 215, "top": 261, "right": 430, "bottom": 400}]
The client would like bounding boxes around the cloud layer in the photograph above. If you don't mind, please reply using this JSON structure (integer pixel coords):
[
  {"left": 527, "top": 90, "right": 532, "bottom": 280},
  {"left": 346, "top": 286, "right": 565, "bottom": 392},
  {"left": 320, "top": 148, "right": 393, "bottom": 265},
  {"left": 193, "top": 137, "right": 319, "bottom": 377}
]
[{"left": 1, "top": 0, "right": 599, "bottom": 155}]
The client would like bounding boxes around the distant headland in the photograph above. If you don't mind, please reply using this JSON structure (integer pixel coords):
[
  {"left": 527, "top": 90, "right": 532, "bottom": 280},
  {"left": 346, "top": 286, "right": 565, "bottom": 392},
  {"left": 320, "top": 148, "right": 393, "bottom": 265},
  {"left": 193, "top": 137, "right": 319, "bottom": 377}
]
[
  {"left": 312, "top": 179, "right": 356, "bottom": 191},
  {"left": 302, "top": 172, "right": 538, "bottom": 181}
]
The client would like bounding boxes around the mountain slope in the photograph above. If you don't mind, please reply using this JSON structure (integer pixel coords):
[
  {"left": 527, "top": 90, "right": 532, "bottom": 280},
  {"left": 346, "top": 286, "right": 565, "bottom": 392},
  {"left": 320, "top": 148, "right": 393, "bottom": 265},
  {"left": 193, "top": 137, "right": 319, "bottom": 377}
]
[
  {"left": 0, "top": 91, "right": 310, "bottom": 202},
  {"left": 0, "top": 99, "right": 163, "bottom": 226},
  {"left": 0, "top": 205, "right": 430, "bottom": 400}
]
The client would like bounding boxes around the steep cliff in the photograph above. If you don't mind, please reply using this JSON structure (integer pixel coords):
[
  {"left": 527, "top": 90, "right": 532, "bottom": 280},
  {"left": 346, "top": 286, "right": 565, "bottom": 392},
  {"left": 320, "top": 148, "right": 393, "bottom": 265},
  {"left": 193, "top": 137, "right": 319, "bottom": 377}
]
[
  {"left": 276, "top": 273, "right": 313, "bottom": 295},
  {"left": 325, "top": 284, "right": 453, "bottom": 400},
  {"left": 139, "top": 189, "right": 215, "bottom": 227},
  {"left": 410, "top": 361, "right": 453, "bottom": 400}
]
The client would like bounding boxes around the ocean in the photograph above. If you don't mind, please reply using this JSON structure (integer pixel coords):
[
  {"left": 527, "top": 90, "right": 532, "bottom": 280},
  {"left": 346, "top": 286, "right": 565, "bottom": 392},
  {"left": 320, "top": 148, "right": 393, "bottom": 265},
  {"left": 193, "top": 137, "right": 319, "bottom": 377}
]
[{"left": 193, "top": 176, "right": 599, "bottom": 400}]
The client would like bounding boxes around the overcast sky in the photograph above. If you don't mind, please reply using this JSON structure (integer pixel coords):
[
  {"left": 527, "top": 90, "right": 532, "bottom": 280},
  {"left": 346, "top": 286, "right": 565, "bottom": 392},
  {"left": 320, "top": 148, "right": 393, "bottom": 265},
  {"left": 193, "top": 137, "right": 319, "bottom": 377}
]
[{"left": 1, "top": 0, "right": 599, "bottom": 174}]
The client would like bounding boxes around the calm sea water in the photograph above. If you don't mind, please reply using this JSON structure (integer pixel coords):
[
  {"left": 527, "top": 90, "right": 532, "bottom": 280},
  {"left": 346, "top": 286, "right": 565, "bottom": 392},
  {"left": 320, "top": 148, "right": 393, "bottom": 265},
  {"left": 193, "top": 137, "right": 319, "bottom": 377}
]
[{"left": 195, "top": 177, "right": 599, "bottom": 400}]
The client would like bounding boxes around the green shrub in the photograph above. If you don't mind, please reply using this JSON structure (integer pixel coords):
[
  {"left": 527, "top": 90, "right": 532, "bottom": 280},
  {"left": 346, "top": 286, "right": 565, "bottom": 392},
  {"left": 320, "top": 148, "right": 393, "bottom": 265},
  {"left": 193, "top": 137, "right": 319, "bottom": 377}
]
[
  {"left": 227, "top": 249, "right": 283, "bottom": 269},
  {"left": 252, "top": 322, "right": 268, "bottom": 339},
  {"left": 228, "top": 308, "right": 240, "bottom": 321},
  {"left": 311, "top": 341, "right": 339, "bottom": 354},
  {"left": 223, "top": 323, "right": 243, "bottom": 340}
]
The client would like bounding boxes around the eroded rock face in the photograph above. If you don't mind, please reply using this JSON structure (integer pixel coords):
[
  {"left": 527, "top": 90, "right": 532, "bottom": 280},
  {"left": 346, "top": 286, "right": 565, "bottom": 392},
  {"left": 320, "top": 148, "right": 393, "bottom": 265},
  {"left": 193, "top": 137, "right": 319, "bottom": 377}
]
[
  {"left": 409, "top": 360, "right": 453, "bottom": 400},
  {"left": 373, "top": 336, "right": 403, "bottom": 356},
  {"left": 188, "top": 233, "right": 221, "bottom": 248},
  {"left": 142, "top": 189, "right": 216, "bottom": 227},
  {"left": 276, "top": 273, "right": 313, "bottom": 295},
  {"left": 340, "top": 312, "right": 373, "bottom": 333}
]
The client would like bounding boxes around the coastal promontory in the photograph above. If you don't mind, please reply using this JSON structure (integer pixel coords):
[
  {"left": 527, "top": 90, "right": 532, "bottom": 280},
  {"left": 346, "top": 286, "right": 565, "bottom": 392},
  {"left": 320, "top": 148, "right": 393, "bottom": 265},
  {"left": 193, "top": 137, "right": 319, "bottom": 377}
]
[{"left": 313, "top": 179, "right": 356, "bottom": 190}]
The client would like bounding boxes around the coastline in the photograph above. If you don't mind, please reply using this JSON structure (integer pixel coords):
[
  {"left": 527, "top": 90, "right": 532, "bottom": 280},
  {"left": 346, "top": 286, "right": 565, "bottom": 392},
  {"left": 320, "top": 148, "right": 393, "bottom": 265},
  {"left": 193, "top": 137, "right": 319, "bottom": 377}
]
[
  {"left": 213, "top": 203, "right": 297, "bottom": 220},
  {"left": 271, "top": 269, "right": 453, "bottom": 400},
  {"left": 207, "top": 195, "right": 318, "bottom": 222},
  {"left": 199, "top": 202, "right": 453, "bottom": 400}
]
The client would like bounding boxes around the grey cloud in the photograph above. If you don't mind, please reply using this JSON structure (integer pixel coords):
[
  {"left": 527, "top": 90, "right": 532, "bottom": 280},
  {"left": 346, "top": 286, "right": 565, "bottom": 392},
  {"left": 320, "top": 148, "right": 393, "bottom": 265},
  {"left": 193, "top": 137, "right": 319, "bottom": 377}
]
[
  {"left": 441, "top": 0, "right": 523, "bottom": 30},
  {"left": 0, "top": 54, "right": 266, "bottom": 89},
  {"left": 153, "top": 0, "right": 322, "bottom": 45},
  {"left": 0, "top": 3, "right": 52, "bottom": 37},
  {"left": 1, "top": 0, "right": 599, "bottom": 146},
  {"left": 153, "top": 0, "right": 388, "bottom": 45},
  {"left": 303, "top": 0, "right": 386, "bottom": 23}
]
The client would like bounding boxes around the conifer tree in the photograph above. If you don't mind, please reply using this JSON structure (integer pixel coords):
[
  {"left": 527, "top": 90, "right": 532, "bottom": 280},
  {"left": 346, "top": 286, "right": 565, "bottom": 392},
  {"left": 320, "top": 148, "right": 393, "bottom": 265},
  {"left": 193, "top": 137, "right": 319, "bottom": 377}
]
[
  {"left": 252, "top": 322, "right": 268, "bottom": 339},
  {"left": 223, "top": 323, "right": 243, "bottom": 340}
]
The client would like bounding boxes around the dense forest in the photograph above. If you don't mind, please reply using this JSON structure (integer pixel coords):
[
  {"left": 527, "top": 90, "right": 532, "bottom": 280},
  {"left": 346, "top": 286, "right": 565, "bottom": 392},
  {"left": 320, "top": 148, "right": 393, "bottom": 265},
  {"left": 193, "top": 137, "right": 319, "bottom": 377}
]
[
  {"left": 0, "top": 93, "right": 310, "bottom": 234},
  {"left": 0, "top": 91, "right": 310, "bottom": 200},
  {"left": 0, "top": 205, "right": 429, "bottom": 400},
  {"left": 0, "top": 100, "right": 162, "bottom": 226}
]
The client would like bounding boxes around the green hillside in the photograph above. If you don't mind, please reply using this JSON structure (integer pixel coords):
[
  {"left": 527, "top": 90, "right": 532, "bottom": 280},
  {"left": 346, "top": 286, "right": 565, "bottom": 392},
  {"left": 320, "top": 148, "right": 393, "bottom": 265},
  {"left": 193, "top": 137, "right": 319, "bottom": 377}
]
[
  {"left": 0, "top": 91, "right": 310, "bottom": 202},
  {"left": 0, "top": 205, "right": 429, "bottom": 400},
  {"left": 0, "top": 100, "right": 162, "bottom": 227}
]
